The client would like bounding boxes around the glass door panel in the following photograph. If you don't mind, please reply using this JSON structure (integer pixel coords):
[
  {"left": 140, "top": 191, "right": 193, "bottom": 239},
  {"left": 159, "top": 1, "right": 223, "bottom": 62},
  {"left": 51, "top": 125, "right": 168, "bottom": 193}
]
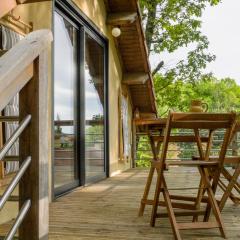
[
  {"left": 53, "top": 11, "right": 79, "bottom": 193},
  {"left": 85, "top": 33, "right": 105, "bottom": 182}
]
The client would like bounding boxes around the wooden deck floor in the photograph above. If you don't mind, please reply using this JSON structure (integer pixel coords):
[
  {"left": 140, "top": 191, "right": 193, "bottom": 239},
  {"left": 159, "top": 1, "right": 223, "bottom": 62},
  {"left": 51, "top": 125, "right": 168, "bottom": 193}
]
[{"left": 49, "top": 168, "right": 240, "bottom": 240}]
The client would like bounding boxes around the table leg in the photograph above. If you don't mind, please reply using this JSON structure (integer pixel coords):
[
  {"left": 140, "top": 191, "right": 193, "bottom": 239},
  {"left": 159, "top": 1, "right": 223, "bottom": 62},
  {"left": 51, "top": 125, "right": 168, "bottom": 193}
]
[{"left": 139, "top": 165, "right": 155, "bottom": 216}]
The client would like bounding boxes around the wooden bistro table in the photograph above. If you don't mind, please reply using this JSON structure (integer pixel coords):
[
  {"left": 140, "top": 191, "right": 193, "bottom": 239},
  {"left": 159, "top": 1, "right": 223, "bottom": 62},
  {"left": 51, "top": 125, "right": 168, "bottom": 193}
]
[
  {"left": 135, "top": 116, "right": 240, "bottom": 218},
  {"left": 135, "top": 117, "right": 211, "bottom": 217}
]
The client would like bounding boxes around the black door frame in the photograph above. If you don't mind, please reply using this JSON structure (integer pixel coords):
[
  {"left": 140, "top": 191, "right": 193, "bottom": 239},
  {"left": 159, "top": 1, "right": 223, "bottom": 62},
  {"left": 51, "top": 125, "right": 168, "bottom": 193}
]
[{"left": 53, "top": 0, "right": 109, "bottom": 198}]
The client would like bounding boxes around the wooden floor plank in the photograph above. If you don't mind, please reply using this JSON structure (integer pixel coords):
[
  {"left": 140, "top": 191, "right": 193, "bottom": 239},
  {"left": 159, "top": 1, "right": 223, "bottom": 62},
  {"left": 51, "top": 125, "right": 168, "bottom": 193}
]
[
  {"left": 49, "top": 167, "right": 240, "bottom": 240},
  {"left": 0, "top": 167, "right": 239, "bottom": 239}
]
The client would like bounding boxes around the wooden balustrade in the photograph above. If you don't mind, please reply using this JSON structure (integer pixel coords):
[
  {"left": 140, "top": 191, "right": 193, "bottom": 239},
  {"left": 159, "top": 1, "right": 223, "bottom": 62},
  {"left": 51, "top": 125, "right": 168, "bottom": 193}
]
[{"left": 0, "top": 29, "right": 52, "bottom": 240}]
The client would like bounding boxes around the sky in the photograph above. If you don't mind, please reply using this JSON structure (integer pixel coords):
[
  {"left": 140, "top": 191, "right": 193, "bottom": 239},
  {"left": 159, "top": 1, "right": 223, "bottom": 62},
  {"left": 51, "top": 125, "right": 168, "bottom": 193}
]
[
  {"left": 150, "top": 0, "right": 240, "bottom": 85},
  {"left": 202, "top": 0, "right": 240, "bottom": 84}
]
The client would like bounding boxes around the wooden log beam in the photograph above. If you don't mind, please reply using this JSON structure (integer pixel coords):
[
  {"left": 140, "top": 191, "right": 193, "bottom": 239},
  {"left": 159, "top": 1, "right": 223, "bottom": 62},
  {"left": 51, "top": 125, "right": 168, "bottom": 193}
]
[
  {"left": 122, "top": 72, "right": 149, "bottom": 85},
  {"left": 107, "top": 12, "right": 137, "bottom": 26},
  {"left": 0, "top": 0, "right": 17, "bottom": 19}
]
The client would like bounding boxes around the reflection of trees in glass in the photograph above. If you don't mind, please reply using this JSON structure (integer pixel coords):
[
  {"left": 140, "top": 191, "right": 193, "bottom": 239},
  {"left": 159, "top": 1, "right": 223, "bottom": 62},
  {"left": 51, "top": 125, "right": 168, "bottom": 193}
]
[
  {"left": 54, "top": 114, "right": 74, "bottom": 149},
  {"left": 55, "top": 113, "right": 62, "bottom": 134},
  {"left": 86, "top": 114, "right": 104, "bottom": 149}
]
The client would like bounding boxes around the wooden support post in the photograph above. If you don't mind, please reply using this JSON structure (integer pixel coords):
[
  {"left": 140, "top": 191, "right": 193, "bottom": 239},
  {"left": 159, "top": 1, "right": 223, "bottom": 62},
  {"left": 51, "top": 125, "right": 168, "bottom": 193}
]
[{"left": 19, "top": 50, "right": 49, "bottom": 240}]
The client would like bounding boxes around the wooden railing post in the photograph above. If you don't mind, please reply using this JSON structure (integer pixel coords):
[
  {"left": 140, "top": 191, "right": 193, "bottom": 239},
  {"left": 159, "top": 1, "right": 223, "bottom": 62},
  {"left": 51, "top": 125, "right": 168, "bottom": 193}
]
[{"left": 19, "top": 49, "right": 49, "bottom": 240}]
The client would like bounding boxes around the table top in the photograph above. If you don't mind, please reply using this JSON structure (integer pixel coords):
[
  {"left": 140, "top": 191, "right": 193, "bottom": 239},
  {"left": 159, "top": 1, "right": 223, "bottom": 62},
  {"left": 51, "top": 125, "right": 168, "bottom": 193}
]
[{"left": 134, "top": 117, "right": 240, "bottom": 135}]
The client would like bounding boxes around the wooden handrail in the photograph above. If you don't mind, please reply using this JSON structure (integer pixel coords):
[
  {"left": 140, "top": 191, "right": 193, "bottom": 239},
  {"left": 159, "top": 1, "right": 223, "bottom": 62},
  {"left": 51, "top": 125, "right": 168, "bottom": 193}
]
[
  {"left": 0, "top": 29, "right": 53, "bottom": 240},
  {"left": 0, "top": 29, "right": 52, "bottom": 111}
]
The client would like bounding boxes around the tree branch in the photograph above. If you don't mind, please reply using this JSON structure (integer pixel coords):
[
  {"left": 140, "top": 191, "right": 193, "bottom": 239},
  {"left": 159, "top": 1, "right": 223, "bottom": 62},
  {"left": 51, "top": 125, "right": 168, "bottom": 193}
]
[
  {"left": 152, "top": 60, "right": 164, "bottom": 76},
  {"left": 159, "top": 81, "right": 172, "bottom": 91},
  {"left": 145, "top": 0, "right": 158, "bottom": 54},
  {"left": 160, "top": 107, "right": 170, "bottom": 117}
]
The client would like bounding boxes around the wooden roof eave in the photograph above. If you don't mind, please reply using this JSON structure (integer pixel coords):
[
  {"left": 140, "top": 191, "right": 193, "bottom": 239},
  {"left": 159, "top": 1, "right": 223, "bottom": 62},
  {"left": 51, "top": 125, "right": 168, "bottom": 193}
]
[
  {"left": 106, "top": 0, "right": 158, "bottom": 115},
  {"left": 135, "top": 1, "right": 157, "bottom": 114}
]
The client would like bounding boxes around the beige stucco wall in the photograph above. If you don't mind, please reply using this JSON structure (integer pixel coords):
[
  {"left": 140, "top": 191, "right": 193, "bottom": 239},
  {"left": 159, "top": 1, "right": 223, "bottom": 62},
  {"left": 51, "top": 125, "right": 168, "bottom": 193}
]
[
  {"left": 72, "top": 0, "right": 133, "bottom": 176},
  {"left": 0, "top": 2, "right": 133, "bottom": 225}
]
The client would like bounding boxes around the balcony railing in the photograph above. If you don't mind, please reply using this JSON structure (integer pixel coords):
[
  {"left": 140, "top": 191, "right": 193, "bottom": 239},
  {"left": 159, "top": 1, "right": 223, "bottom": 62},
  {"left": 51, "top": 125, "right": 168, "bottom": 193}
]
[
  {"left": 0, "top": 29, "right": 52, "bottom": 239},
  {"left": 135, "top": 130, "right": 240, "bottom": 167}
]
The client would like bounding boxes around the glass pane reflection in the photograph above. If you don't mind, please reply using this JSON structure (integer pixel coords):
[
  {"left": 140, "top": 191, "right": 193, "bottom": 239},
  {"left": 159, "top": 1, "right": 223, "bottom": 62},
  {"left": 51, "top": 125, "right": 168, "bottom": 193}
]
[
  {"left": 54, "top": 12, "right": 78, "bottom": 190},
  {"left": 85, "top": 33, "right": 105, "bottom": 181}
]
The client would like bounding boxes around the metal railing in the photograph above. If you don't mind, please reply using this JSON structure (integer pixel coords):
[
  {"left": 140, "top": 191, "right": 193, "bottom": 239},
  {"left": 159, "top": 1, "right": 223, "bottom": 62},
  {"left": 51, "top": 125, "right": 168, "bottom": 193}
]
[
  {"left": 5, "top": 200, "right": 31, "bottom": 240},
  {"left": 0, "top": 116, "right": 32, "bottom": 239},
  {"left": 135, "top": 130, "right": 240, "bottom": 167}
]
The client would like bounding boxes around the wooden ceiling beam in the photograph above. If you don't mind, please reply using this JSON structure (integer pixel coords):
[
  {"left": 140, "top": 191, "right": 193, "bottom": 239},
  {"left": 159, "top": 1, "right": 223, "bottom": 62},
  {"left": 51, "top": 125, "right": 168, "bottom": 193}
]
[
  {"left": 107, "top": 12, "right": 137, "bottom": 26},
  {"left": 122, "top": 72, "right": 149, "bottom": 85}
]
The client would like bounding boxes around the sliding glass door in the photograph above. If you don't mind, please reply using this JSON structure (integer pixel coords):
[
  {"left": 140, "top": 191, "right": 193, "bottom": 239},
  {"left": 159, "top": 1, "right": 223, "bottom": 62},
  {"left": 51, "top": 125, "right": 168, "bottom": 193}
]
[
  {"left": 53, "top": 11, "right": 79, "bottom": 195},
  {"left": 53, "top": 2, "right": 108, "bottom": 197}
]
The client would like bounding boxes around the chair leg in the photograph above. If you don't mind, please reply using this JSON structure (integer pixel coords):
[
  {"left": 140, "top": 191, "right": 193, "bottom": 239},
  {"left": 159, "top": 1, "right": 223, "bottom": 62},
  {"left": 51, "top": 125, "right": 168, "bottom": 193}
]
[
  {"left": 162, "top": 177, "right": 182, "bottom": 240},
  {"left": 222, "top": 168, "right": 240, "bottom": 194},
  {"left": 139, "top": 165, "right": 155, "bottom": 216},
  {"left": 150, "top": 168, "right": 162, "bottom": 227},
  {"left": 203, "top": 168, "right": 221, "bottom": 222},
  {"left": 199, "top": 167, "right": 227, "bottom": 239},
  {"left": 218, "top": 178, "right": 239, "bottom": 204},
  {"left": 219, "top": 163, "right": 240, "bottom": 211},
  {"left": 193, "top": 174, "right": 205, "bottom": 222}
]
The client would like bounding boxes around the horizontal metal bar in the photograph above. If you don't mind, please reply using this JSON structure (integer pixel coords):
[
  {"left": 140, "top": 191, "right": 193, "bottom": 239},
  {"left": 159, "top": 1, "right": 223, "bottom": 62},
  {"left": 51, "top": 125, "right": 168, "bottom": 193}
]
[
  {"left": 5, "top": 199, "right": 31, "bottom": 240},
  {"left": 0, "top": 157, "right": 31, "bottom": 210},
  {"left": 0, "top": 195, "right": 19, "bottom": 202},
  {"left": 2, "top": 156, "right": 20, "bottom": 162},
  {"left": 0, "top": 115, "right": 31, "bottom": 161},
  {"left": 0, "top": 116, "right": 19, "bottom": 122}
]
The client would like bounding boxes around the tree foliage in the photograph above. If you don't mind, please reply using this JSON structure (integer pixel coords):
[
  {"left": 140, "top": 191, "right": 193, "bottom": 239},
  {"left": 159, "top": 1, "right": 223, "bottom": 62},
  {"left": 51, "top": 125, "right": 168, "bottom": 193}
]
[
  {"left": 137, "top": 76, "right": 240, "bottom": 167},
  {"left": 139, "top": 0, "right": 221, "bottom": 82},
  {"left": 154, "top": 74, "right": 240, "bottom": 116}
]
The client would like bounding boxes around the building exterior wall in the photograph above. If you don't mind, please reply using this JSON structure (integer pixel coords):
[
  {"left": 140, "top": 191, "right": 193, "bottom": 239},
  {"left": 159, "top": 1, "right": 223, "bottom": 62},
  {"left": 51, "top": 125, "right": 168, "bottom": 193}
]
[
  {"left": 72, "top": 0, "right": 133, "bottom": 176},
  {"left": 0, "top": 1, "right": 133, "bottom": 223}
]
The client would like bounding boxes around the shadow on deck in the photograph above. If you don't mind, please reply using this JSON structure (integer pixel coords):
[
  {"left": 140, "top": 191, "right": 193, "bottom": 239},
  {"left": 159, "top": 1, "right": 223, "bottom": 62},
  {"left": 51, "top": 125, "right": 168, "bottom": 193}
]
[{"left": 49, "top": 168, "right": 240, "bottom": 240}]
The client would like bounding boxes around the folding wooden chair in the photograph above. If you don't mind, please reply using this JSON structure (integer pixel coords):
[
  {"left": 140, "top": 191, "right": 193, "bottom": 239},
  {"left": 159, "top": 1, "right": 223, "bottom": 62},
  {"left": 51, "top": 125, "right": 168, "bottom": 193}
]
[
  {"left": 192, "top": 122, "right": 240, "bottom": 213},
  {"left": 150, "top": 112, "right": 236, "bottom": 240},
  {"left": 217, "top": 157, "right": 240, "bottom": 210},
  {"left": 218, "top": 122, "right": 240, "bottom": 209}
]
